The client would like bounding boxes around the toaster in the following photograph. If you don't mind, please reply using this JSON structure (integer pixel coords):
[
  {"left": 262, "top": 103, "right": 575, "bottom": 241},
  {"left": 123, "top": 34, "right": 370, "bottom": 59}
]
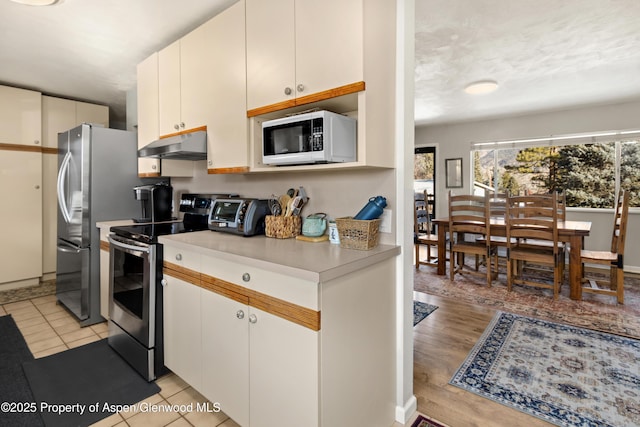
[{"left": 208, "top": 198, "right": 270, "bottom": 236}]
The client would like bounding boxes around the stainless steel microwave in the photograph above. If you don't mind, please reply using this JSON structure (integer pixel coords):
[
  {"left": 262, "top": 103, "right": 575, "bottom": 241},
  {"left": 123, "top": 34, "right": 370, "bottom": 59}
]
[{"left": 262, "top": 110, "right": 356, "bottom": 166}]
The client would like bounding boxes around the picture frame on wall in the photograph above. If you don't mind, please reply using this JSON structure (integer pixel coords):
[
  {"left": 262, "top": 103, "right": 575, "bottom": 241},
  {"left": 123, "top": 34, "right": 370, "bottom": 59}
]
[{"left": 445, "top": 158, "right": 463, "bottom": 188}]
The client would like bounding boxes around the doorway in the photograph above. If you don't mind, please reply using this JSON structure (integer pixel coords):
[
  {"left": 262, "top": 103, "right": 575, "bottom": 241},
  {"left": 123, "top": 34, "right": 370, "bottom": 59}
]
[{"left": 414, "top": 146, "right": 436, "bottom": 216}]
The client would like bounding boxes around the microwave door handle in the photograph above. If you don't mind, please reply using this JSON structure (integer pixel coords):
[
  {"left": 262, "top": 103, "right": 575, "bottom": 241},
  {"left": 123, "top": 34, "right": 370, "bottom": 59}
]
[
  {"left": 108, "top": 235, "right": 151, "bottom": 254},
  {"left": 56, "top": 151, "right": 72, "bottom": 224}
]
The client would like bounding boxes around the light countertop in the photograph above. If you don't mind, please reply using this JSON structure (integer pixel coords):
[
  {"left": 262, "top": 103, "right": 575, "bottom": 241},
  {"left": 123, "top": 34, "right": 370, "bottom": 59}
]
[{"left": 159, "top": 231, "right": 400, "bottom": 283}]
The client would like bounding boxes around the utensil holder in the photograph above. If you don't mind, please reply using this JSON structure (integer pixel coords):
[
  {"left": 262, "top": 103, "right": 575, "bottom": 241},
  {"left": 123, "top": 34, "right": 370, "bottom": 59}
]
[{"left": 265, "top": 215, "right": 301, "bottom": 239}]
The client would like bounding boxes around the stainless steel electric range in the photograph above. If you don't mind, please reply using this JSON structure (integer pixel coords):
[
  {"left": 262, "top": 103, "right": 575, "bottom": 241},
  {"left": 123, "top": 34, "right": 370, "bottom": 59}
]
[{"left": 107, "top": 193, "right": 236, "bottom": 381}]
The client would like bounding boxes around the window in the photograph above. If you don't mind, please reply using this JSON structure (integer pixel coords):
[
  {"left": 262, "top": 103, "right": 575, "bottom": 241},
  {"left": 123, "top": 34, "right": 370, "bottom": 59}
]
[{"left": 472, "top": 132, "right": 640, "bottom": 208}]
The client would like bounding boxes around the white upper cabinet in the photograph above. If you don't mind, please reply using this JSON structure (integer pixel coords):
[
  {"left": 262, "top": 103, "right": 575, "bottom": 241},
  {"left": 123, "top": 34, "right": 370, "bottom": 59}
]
[
  {"left": 137, "top": 52, "right": 193, "bottom": 177},
  {"left": 246, "top": 0, "right": 363, "bottom": 112},
  {"left": 205, "top": 0, "right": 250, "bottom": 173},
  {"left": 0, "top": 86, "right": 42, "bottom": 146},
  {"left": 294, "top": 0, "right": 363, "bottom": 98},
  {"left": 246, "top": 0, "right": 295, "bottom": 111},
  {"left": 42, "top": 96, "right": 109, "bottom": 149},
  {"left": 158, "top": 41, "right": 183, "bottom": 136},
  {"left": 76, "top": 101, "right": 109, "bottom": 128},
  {"left": 137, "top": 52, "right": 162, "bottom": 176},
  {"left": 158, "top": 23, "right": 210, "bottom": 137}
]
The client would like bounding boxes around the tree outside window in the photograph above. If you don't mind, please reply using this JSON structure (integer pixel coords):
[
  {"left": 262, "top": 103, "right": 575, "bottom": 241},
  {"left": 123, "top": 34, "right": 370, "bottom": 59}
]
[{"left": 473, "top": 140, "right": 639, "bottom": 208}]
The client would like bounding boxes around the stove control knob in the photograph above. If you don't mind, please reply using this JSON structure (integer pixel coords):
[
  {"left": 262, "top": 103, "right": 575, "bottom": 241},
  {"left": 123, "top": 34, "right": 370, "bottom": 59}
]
[
  {"left": 161, "top": 279, "right": 168, "bottom": 287},
  {"left": 175, "top": 253, "right": 182, "bottom": 261}
]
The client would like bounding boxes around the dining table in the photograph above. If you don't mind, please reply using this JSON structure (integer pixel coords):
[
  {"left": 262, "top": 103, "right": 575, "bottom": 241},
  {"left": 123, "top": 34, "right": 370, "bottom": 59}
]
[{"left": 432, "top": 217, "right": 592, "bottom": 300}]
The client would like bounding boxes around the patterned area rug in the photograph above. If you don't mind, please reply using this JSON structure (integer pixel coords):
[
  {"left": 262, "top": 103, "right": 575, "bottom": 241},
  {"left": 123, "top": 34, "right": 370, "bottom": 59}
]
[
  {"left": 414, "top": 268, "right": 640, "bottom": 338},
  {"left": 411, "top": 414, "right": 450, "bottom": 427},
  {"left": 450, "top": 311, "right": 640, "bottom": 427},
  {"left": 414, "top": 301, "right": 438, "bottom": 326}
]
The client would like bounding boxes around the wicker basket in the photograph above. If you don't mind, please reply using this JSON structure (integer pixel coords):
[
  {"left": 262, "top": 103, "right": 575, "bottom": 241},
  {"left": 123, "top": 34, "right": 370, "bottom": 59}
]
[
  {"left": 265, "top": 215, "right": 301, "bottom": 239},
  {"left": 335, "top": 217, "right": 381, "bottom": 250}
]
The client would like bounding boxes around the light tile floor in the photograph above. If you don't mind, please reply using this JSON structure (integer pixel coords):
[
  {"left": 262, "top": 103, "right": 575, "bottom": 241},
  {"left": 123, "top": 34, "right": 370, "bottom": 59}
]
[
  {"left": 1, "top": 295, "right": 417, "bottom": 427},
  {"left": 0, "top": 295, "right": 239, "bottom": 427}
]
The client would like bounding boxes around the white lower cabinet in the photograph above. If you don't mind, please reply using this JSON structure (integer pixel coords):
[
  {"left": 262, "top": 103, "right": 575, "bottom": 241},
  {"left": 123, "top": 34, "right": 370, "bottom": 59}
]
[
  {"left": 248, "top": 306, "right": 318, "bottom": 427},
  {"left": 200, "top": 290, "right": 318, "bottom": 427},
  {"left": 201, "top": 290, "right": 249, "bottom": 426},
  {"left": 161, "top": 240, "right": 395, "bottom": 427},
  {"left": 163, "top": 275, "right": 202, "bottom": 391}
]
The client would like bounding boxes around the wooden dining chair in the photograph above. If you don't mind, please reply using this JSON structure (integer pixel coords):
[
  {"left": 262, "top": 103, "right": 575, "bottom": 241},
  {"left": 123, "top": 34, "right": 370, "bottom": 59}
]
[
  {"left": 475, "top": 192, "right": 508, "bottom": 273},
  {"left": 414, "top": 191, "right": 439, "bottom": 269},
  {"left": 448, "top": 191, "right": 496, "bottom": 286},
  {"left": 517, "top": 192, "right": 567, "bottom": 277},
  {"left": 506, "top": 192, "right": 563, "bottom": 299},
  {"left": 579, "top": 189, "right": 629, "bottom": 304}
]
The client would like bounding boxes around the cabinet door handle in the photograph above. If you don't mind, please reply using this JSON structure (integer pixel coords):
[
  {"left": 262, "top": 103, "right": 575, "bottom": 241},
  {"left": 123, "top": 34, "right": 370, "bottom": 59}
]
[
  {"left": 175, "top": 254, "right": 182, "bottom": 261},
  {"left": 284, "top": 87, "right": 292, "bottom": 95},
  {"left": 249, "top": 314, "right": 257, "bottom": 324},
  {"left": 242, "top": 273, "right": 250, "bottom": 282},
  {"left": 236, "top": 310, "right": 245, "bottom": 320},
  {"left": 180, "top": 122, "right": 185, "bottom": 128},
  {"left": 297, "top": 84, "right": 305, "bottom": 93},
  {"left": 161, "top": 279, "right": 168, "bottom": 287},
  {"left": 174, "top": 124, "right": 180, "bottom": 130}
]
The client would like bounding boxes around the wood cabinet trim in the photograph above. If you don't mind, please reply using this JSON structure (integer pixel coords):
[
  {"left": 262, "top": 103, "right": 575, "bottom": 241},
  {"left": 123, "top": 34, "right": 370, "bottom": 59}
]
[
  {"left": 41, "top": 147, "right": 59, "bottom": 155},
  {"left": 207, "top": 166, "right": 250, "bottom": 174},
  {"left": 164, "top": 264, "right": 320, "bottom": 331},
  {"left": 99, "top": 241, "right": 110, "bottom": 252},
  {"left": 164, "top": 262, "right": 201, "bottom": 285},
  {"left": 246, "top": 81, "right": 365, "bottom": 118},
  {"left": 159, "top": 125, "right": 207, "bottom": 140},
  {"left": 0, "top": 143, "right": 42, "bottom": 153}
]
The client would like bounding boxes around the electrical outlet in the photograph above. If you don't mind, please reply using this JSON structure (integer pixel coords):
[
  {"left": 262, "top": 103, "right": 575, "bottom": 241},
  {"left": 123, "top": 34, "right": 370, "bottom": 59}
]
[{"left": 379, "top": 208, "right": 392, "bottom": 233}]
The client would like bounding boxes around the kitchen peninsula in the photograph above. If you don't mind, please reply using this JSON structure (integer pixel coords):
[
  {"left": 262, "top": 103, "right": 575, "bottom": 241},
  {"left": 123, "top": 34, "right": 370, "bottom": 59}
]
[{"left": 159, "top": 230, "right": 399, "bottom": 427}]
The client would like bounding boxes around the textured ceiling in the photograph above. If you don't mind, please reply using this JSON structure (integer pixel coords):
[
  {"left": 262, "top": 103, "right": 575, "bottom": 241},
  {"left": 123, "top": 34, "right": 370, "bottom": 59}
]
[
  {"left": 415, "top": 0, "right": 640, "bottom": 125},
  {"left": 0, "top": 1, "right": 639, "bottom": 128},
  {"left": 0, "top": 0, "right": 236, "bottom": 126}
]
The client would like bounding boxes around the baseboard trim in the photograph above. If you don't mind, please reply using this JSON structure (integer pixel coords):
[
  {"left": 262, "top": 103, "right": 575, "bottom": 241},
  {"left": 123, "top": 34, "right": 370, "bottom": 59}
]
[{"left": 395, "top": 395, "right": 417, "bottom": 425}]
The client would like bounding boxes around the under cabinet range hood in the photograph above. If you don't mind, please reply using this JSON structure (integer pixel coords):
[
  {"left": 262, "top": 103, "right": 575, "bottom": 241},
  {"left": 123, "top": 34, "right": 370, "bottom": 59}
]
[{"left": 138, "top": 130, "right": 207, "bottom": 160}]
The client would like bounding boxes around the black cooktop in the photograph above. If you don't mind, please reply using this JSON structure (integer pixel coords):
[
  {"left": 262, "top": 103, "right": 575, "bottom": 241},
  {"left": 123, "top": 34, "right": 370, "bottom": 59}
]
[{"left": 112, "top": 213, "right": 209, "bottom": 244}]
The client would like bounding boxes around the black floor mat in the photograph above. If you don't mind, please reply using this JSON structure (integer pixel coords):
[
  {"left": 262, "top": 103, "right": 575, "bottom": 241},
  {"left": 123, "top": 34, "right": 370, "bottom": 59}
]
[
  {"left": 22, "top": 338, "right": 160, "bottom": 427},
  {"left": 0, "top": 315, "right": 44, "bottom": 427}
]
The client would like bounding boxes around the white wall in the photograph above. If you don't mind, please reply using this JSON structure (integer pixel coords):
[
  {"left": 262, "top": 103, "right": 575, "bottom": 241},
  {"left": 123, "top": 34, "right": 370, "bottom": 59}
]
[
  {"left": 415, "top": 99, "right": 640, "bottom": 271},
  {"left": 171, "top": 165, "right": 398, "bottom": 245}
]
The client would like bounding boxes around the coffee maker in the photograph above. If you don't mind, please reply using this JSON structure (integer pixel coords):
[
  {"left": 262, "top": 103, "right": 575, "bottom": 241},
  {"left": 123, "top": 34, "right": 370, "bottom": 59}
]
[{"left": 132, "top": 183, "right": 173, "bottom": 223}]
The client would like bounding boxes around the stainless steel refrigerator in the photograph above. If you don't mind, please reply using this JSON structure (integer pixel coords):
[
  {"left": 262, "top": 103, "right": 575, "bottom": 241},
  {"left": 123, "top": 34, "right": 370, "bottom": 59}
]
[{"left": 56, "top": 124, "right": 143, "bottom": 326}]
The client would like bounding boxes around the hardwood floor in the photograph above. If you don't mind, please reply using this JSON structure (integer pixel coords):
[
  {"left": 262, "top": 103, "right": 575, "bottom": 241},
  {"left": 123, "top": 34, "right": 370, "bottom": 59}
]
[{"left": 412, "top": 292, "right": 553, "bottom": 427}]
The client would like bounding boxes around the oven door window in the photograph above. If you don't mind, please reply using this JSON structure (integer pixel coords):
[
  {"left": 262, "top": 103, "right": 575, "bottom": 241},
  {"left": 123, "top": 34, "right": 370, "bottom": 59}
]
[
  {"left": 109, "top": 237, "right": 156, "bottom": 348},
  {"left": 112, "top": 250, "right": 146, "bottom": 319}
]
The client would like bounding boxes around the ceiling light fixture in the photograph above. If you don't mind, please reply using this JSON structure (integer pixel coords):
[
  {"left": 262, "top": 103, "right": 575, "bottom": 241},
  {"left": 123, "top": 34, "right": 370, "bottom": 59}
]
[
  {"left": 464, "top": 80, "right": 499, "bottom": 95},
  {"left": 9, "top": 0, "right": 60, "bottom": 5}
]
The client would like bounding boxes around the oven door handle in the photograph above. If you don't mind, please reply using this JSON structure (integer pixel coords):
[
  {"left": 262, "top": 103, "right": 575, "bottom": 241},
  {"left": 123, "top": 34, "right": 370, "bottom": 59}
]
[{"left": 108, "top": 235, "right": 151, "bottom": 254}]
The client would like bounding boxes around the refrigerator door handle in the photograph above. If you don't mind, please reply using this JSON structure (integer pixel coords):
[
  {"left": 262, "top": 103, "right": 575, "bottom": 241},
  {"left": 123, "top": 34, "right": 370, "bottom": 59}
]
[
  {"left": 57, "top": 151, "right": 72, "bottom": 224},
  {"left": 57, "top": 243, "right": 81, "bottom": 254}
]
